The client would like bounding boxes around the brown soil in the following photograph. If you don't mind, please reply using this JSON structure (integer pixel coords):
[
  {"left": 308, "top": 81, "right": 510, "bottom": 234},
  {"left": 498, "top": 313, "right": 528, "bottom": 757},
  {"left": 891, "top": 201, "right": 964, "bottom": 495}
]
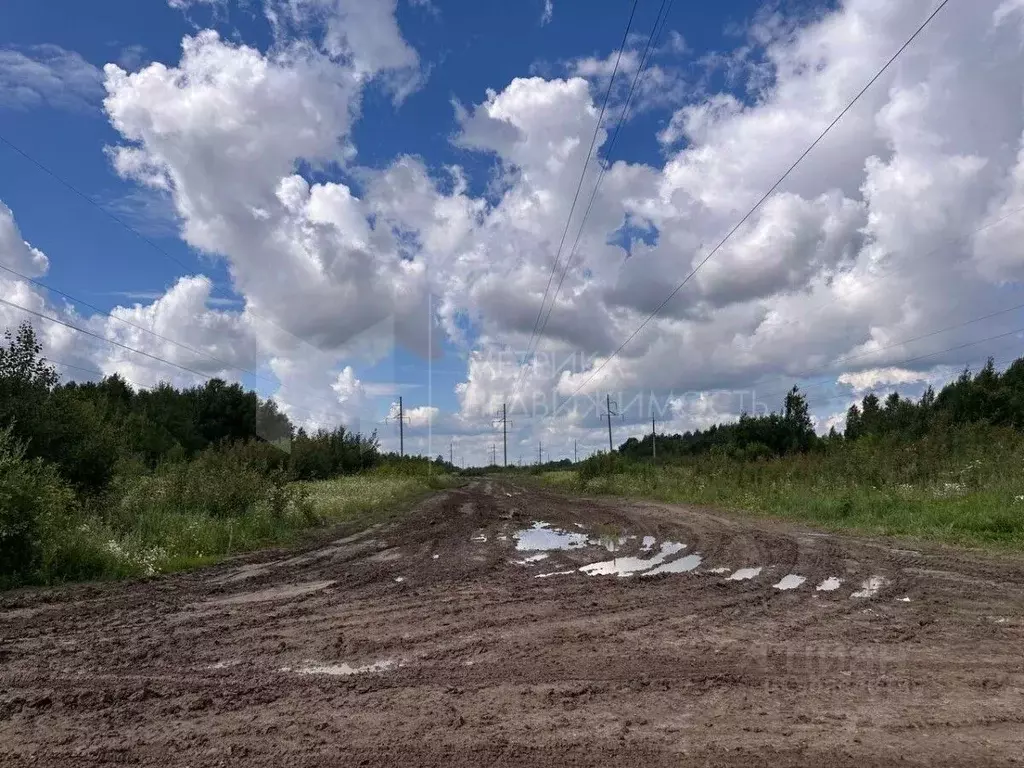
[{"left": 2, "top": 478, "right": 1024, "bottom": 767}]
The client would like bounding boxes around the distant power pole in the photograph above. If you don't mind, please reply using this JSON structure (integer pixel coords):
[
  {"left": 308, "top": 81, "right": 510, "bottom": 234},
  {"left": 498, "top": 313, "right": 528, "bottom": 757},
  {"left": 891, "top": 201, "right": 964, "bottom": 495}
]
[
  {"left": 384, "top": 396, "right": 411, "bottom": 457},
  {"left": 574, "top": 439, "right": 578, "bottom": 464},
  {"left": 493, "top": 403, "right": 511, "bottom": 468},
  {"left": 491, "top": 444, "right": 497, "bottom": 466},
  {"left": 605, "top": 394, "right": 619, "bottom": 454},
  {"left": 538, "top": 441, "right": 544, "bottom": 465},
  {"left": 449, "top": 440, "right": 454, "bottom": 466},
  {"left": 652, "top": 415, "right": 657, "bottom": 462}
]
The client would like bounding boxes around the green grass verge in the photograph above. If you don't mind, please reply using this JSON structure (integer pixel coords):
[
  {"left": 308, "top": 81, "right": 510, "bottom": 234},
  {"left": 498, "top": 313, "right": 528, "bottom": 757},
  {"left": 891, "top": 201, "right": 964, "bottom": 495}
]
[
  {"left": 26, "top": 471, "right": 455, "bottom": 587},
  {"left": 537, "top": 445, "right": 1024, "bottom": 551}
]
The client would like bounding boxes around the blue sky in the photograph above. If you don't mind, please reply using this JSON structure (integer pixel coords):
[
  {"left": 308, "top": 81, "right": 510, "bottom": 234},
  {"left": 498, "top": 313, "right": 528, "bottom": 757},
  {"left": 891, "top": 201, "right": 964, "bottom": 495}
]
[{"left": 1, "top": 0, "right": 1023, "bottom": 463}]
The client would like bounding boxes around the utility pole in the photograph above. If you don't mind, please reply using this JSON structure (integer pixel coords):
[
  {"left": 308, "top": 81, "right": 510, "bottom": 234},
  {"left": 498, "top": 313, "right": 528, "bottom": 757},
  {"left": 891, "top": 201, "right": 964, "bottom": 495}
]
[
  {"left": 602, "top": 395, "right": 620, "bottom": 470},
  {"left": 384, "top": 396, "right": 411, "bottom": 457},
  {"left": 491, "top": 444, "right": 496, "bottom": 466},
  {"left": 652, "top": 415, "right": 657, "bottom": 462},
  {"left": 449, "top": 440, "right": 454, "bottom": 466},
  {"left": 538, "top": 441, "right": 543, "bottom": 466},
  {"left": 606, "top": 394, "right": 618, "bottom": 454},
  {"left": 493, "top": 404, "right": 511, "bottom": 468},
  {"left": 574, "top": 439, "right": 577, "bottom": 464}
]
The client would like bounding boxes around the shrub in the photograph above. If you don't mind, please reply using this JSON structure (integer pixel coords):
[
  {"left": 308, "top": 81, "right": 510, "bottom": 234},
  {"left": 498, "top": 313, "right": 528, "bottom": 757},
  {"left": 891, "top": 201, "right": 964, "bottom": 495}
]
[{"left": 0, "top": 426, "right": 75, "bottom": 584}]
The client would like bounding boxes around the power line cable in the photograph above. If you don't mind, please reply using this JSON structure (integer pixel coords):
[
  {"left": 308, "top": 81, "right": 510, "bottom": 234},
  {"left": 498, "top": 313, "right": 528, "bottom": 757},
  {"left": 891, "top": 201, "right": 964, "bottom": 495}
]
[
  {"left": 6, "top": 299, "right": 372, "bottom": 424},
  {"left": 0, "top": 296, "right": 214, "bottom": 381},
  {"left": 552, "top": 0, "right": 954, "bottom": 416},
  {"left": 0, "top": 261, "right": 379, "bottom": 419},
  {"left": 0, "top": 260, "right": 272, "bottom": 384},
  {"left": 509, "top": 0, "right": 642, "bottom": 398},
  {"left": 530, "top": 0, "right": 674, "bottom": 373},
  {"left": 739, "top": 297, "right": 1024, "bottom": 407},
  {"left": 755, "top": 321, "right": 1024, "bottom": 406}
]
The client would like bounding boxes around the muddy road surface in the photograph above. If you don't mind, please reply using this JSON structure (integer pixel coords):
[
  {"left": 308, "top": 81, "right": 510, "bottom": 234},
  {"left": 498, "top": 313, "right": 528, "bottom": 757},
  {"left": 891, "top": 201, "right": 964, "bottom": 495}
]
[{"left": 3, "top": 479, "right": 1024, "bottom": 767}]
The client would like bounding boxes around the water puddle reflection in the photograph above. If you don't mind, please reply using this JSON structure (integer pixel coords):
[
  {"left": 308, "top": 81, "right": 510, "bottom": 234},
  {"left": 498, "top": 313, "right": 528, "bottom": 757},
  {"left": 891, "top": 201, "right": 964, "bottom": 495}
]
[
  {"left": 851, "top": 576, "right": 889, "bottom": 598},
  {"left": 513, "top": 552, "right": 550, "bottom": 566},
  {"left": 726, "top": 567, "right": 762, "bottom": 581},
  {"left": 515, "top": 522, "right": 590, "bottom": 552},
  {"left": 580, "top": 542, "right": 686, "bottom": 577},
  {"left": 816, "top": 577, "right": 842, "bottom": 592},
  {"left": 773, "top": 574, "right": 806, "bottom": 590},
  {"left": 645, "top": 553, "right": 703, "bottom": 575}
]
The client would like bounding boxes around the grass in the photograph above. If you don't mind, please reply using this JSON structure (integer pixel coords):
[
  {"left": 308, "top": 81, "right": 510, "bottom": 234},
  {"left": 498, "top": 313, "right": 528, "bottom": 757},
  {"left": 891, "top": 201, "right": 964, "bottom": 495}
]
[
  {"left": 26, "top": 470, "right": 455, "bottom": 587},
  {"left": 538, "top": 429, "right": 1024, "bottom": 550}
]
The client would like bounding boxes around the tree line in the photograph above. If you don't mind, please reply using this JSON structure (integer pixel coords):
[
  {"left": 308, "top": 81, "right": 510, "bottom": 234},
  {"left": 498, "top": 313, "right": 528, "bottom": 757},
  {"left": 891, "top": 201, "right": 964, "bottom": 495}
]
[
  {"left": 0, "top": 322, "right": 380, "bottom": 497},
  {"left": 618, "top": 358, "right": 1024, "bottom": 461}
]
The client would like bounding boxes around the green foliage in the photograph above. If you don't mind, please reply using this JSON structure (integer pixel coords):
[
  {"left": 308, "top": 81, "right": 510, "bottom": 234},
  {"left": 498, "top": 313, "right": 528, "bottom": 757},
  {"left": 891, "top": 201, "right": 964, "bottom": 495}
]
[
  {"left": 551, "top": 423, "right": 1024, "bottom": 548},
  {"left": 0, "top": 426, "right": 75, "bottom": 584},
  {"left": 289, "top": 426, "right": 377, "bottom": 480},
  {"left": 618, "top": 388, "right": 817, "bottom": 462},
  {"left": 0, "top": 322, "right": 412, "bottom": 587}
]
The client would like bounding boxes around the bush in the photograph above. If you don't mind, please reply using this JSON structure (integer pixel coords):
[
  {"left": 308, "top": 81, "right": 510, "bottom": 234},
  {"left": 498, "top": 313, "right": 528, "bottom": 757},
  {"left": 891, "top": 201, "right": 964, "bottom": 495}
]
[{"left": 0, "top": 427, "right": 75, "bottom": 584}]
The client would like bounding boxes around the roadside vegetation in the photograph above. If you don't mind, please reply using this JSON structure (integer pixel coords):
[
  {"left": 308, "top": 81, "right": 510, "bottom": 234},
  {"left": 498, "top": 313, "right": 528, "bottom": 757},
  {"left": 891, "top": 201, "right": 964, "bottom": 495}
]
[
  {"left": 540, "top": 362, "right": 1024, "bottom": 549},
  {"left": 0, "top": 322, "right": 455, "bottom": 588}
]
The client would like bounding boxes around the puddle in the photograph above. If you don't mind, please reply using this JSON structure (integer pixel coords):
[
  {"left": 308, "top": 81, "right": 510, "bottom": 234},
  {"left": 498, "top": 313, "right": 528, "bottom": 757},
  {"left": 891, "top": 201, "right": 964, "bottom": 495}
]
[
  {"left": 851, "top": 576, "right": 889, "bottom": 598},
  {"left": 535, "top": 570, "right": 576, "bottom": 579},
  {"left": 471, "top": 532, "right": 488, "bottom": 543},
  {"left": 773, "top": 574, "right": 806, "bottom": 591},
  {"left": 644, "top": 553, "right": 703, "bottom": 576},
  {"left": 726, "top": 567, "right": 762, "bottom": 581},
  {"left": 816, "top": 577, "right": 842, "bottom": 592},
  {"left": 432, "top": 554, "right": 440, "bottom": 560},
  {"left": 286, "top": 659, "right": 397, "bottom": 677},
  {"left": 513, "top": 553, "right": 550, "bottom": 566},
  {"left": 898, "top": 596, "right": 911, "bottom": 602},
  {"left": 598, "top": 535, "right": 631, "bottom": 552},
  {"left": 514, "top": 522, "right": 589, "bottom": 552},
  {"left": 394, "top": 577, "right": 406, "bottom": 583},
  {"left": 640, "top": 536, "right": 656, "bottom": 550},
  {"left": 580, "top": 542, "right": 686, "bottom": 577},
  {"left": 707, "top": 567, "right": 730, "bottom": 574}
]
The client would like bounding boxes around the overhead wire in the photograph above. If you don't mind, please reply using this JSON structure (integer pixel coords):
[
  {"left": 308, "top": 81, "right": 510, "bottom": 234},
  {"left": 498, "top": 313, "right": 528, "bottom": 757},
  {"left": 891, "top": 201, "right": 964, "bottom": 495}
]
[
  {"left": 0, "top": 261, "right": 383, "bottom": 419},
  {"left": 531, "top": 0, "right": 675, "bottom": 359},
  {"left": 0, "top": 296, "right": 214, "bottom": 381},
  {"left": 750, "top": 298, "right": 1024, "bottom": 404},
  {"left": 508, "top": 0, "right": 643, "bottom": 400},
  {"left": 753, "top": 322, "right": 1024, "bottom": 406},
  {"left": 551, "top": 0, "right": 954, "bottom": 417},
  {"left": 0, "top": 295, "right": 364, "bottom": 424}
]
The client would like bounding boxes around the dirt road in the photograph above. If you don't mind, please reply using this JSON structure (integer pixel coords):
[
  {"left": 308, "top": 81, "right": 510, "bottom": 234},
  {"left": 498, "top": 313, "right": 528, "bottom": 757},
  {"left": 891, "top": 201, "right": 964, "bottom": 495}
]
[{"left": 3, "top": 479, "right": 1024, "bottom": 766}]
